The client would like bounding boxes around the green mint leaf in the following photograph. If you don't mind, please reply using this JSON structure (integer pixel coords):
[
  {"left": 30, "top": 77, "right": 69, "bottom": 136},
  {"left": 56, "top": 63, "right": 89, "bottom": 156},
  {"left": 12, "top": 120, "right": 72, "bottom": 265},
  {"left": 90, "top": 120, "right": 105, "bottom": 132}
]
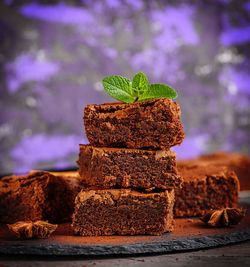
[
  {"left": 102, "top": 75, "right": 134, "bottom": 103},
  {"left": 102, "top": 72, "right": 178, "bottom": 103},
  {"left": 132, "top": 72, "right": 149, "bottom": 97},
  {"left": 138, "top": 83, "right": 178, "bottom": 101}
]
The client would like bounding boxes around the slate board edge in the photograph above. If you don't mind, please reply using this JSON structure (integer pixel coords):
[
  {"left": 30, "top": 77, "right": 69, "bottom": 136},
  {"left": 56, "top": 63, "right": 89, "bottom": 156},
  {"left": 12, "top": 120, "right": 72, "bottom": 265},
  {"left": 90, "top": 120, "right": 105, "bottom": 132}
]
[{"left": 0, "top": 228, "right": 250, "bottom": 256}]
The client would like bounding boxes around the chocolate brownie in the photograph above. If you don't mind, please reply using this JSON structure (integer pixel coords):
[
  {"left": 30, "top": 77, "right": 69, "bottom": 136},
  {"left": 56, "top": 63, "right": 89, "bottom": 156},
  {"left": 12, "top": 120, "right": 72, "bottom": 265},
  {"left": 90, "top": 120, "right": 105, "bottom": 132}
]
[
  {"left": 174, "top": 161, "right": 239, "bottom": 217},
  {"left": 0, "top": 171, "right": 81, "bottom": 223},
  {"left": 72, "top": 189, "right": 174, "bottom": 236},
  {"left": 84, "top": 98, "right": 184, "bottom": 149},
  {"left": 78, "top": 144, "right": 182, "bottom": 189},
  {"left": 197, "top": 152, "right": 250, "bottom": 190}
]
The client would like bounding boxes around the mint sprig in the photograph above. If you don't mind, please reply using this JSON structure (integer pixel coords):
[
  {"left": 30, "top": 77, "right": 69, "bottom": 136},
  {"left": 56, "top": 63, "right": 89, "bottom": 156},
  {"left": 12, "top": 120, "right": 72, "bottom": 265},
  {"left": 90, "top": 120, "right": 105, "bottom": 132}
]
[{"left": 102, "top": 72, "right": 178, "bottom": 103}]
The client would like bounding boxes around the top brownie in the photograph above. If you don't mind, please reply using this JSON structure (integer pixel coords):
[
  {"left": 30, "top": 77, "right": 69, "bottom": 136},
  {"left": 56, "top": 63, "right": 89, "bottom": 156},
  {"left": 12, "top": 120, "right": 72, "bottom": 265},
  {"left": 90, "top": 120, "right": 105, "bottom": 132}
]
[{"left": 84, "top": 98, "right": 184, "bottom": 149}]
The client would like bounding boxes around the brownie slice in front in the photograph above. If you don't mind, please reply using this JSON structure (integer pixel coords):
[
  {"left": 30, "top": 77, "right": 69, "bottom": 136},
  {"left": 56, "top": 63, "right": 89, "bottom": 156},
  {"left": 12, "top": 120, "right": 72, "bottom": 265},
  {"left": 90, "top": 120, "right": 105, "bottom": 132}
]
[
  {"left": 174, "top": 161, "right": 240, "bottom": 217},
  {"left": 72, "top": 189, "right": 174, "bottom": 236},
  {"left": 78, "top": 145, "right": 182, "bottom": 189},
  {"left": 84, "top": 98, "right": 184, "bottom": 149},
  {"left": 0, "top": 171, "right": 82, "bottom": 223}
]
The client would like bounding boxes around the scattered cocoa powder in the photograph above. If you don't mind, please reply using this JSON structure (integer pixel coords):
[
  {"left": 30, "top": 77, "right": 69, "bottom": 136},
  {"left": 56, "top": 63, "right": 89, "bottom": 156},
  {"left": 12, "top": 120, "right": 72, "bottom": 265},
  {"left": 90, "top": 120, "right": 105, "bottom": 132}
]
[{"left": 0, "top": 209, "right": 249, "bottom": 246}]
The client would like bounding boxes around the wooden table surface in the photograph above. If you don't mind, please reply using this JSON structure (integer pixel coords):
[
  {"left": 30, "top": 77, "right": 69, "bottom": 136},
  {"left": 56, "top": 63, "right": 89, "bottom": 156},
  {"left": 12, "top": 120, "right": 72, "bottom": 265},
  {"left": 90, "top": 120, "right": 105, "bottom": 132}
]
[{"left": 0, "top": 240, "right": 249, "bottom": 267}]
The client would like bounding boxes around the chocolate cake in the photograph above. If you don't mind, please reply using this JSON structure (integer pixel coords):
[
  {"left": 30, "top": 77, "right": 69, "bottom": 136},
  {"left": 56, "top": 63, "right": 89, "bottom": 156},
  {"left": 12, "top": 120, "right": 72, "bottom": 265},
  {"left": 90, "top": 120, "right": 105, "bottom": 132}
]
[
  {"left": 0, "top": 171, "right": 81, "bottom": 223},
  {"left": 197, "top": 152, "right": 250, "bottom": 190},
  {"left": 72, "top": 189, "right": 174, "bottom": 236},
  {"left": 78, "top": 144, "right": 182, "bottom": 189},
  {"left": 174, "top": 161, "right": 240, "bottom": 217},
  {"left": 84, "top": 98, "right": 184, "bottom": 149}
]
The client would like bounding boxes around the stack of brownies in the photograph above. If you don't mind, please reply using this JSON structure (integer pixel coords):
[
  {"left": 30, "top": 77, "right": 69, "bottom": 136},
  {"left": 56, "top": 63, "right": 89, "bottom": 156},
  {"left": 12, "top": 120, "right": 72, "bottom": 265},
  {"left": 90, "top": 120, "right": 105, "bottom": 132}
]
[
  {"left": 72, "top": 98, "right": 185, "bottom": 236},
  {"left": 0, "top": 97, "right": 243, "bottom": 232}
]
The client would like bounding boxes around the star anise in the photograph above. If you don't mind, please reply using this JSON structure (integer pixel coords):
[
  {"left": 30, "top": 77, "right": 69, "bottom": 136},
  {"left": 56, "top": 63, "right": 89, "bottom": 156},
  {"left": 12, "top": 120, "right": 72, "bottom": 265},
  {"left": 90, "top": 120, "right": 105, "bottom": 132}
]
[
  {"left": 7, "top": 221, "right": 58, "bottom": 239},
  {"left": 200, "top": 208, "right": 246, "bottom": 227}
]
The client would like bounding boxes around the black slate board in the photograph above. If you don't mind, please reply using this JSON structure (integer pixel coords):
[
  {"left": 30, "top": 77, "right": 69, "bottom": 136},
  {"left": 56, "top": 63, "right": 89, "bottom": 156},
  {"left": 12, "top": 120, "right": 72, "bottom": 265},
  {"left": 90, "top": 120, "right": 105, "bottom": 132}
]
[{"left": 0, "top": 194, "right": 250, "bottom": 256}]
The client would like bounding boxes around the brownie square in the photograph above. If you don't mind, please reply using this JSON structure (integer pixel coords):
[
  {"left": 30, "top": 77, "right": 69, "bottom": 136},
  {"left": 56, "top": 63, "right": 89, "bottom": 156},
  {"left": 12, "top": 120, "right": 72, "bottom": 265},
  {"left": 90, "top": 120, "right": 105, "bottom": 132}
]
[
  {"left": 0, "top": 171, "right": 81, "bottom": 223},
  {"left": 174, "top": 161, "right": 240, "bottom": 217},
  {"left": 77, "top": 145, "right": 182, "bottom": 189},
  {"left": 198, "top": 152, "right": 250, "bottom": 191},
  {"left": 84, "top": 98, "right": 184, "bottom": 149},
  {"left": 72, "top": 189, "right": 174, "bottom": 236}
]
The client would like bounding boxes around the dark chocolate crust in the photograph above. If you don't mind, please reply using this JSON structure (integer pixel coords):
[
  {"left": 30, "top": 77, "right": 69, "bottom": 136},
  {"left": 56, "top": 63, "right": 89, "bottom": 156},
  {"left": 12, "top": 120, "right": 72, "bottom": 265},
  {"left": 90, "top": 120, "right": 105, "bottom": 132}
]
[
  {"left": 72, "top": 189, "right": 174, "bottom": 236},
  {"left": 77, "top": 145, "right": 182, "bottom": 189},
  {"left": 84, "top": 98, "right": 184, "bottom": 149},
  {"left": 0, "top": 171, "right": 81, "bottom": 223},
  {"left": 174, "top": 162, "right": 240, "bottom": 217}
]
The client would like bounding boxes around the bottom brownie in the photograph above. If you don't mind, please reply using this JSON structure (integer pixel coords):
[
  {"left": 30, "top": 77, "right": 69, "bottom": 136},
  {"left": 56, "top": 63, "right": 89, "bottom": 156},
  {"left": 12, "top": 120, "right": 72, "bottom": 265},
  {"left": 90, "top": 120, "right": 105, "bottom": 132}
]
[
  {"left": 72, "top": 189, "right": 174, "bottom": 236},
  {"left": 174, "top": 161, "right": 239, "bottom": 217}
]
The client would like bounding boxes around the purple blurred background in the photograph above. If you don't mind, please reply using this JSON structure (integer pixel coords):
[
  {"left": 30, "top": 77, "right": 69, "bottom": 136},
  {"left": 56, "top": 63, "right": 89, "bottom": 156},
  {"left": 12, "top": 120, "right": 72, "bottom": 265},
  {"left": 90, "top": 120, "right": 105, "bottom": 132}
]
[{"left": 0, "top": 0, "right": 250, "bottom": 174}]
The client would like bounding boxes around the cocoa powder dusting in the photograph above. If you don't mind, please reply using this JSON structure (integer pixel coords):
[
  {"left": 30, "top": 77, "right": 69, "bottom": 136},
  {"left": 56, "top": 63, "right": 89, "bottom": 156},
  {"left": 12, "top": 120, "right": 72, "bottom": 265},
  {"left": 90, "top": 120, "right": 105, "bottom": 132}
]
[{"left": 1, "top": 210, "right": 249, "bottom": 246}]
